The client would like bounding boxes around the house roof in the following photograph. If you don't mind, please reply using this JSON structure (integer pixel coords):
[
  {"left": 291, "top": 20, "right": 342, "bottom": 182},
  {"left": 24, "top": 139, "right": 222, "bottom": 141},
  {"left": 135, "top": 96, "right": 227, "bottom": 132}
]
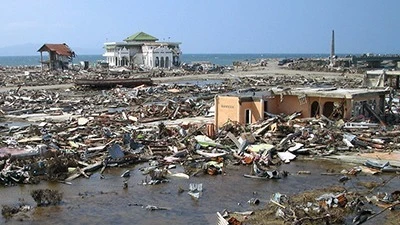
[
  {"left": 366, "top": 69, "right": 400, "bottom": 76},
  {"left": 218, "top": 87, "right": 389, "bottom": 100},
  {"left": 124, "top": 32, "right": 158, "bottom": 42},
  {"left": 271, "top": 87, "right": 389, "bottom": 99},
  {"left": 37, "top": 43, "right": 75, "bottom": 57},
  {"left": 218, "top": 90, "right": 274, "bottom": 101}
]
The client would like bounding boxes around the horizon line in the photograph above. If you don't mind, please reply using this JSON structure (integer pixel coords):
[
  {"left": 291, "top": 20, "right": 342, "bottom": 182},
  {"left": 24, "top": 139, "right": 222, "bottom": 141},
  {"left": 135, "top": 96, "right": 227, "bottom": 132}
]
[{"left": 0, "top": 52, "right": 368, "bottom": 57}]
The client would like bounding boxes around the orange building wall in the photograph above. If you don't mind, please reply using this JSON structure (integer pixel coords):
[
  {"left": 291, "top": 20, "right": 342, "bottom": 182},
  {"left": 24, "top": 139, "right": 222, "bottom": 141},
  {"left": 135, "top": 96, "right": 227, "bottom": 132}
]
[
  {"left": 351, "top": 95, "right": 385, "bottom": 118},
  {"left": 215, "top": 96, "right": 263, "bottom": 127},
  {"left": 238, "top": 100, "right": 263, "bottom": 124},
  {"left": 268, "top": 95, "right": 310, "bottom": 116},
  {"left": 270, "top": 95, "right": 384, "bottom": 119},
  {"left": 307, "top": 96, "right": 348, "bottom": 118},
  {"left": 215, "top": 93, "right": 385, "bottom": 128},
  {"left": 269, "top": 95, "right": 349, "bottom": 118},
  {"left": 215, "top": 96, "right": 240, "bottom": 127}
]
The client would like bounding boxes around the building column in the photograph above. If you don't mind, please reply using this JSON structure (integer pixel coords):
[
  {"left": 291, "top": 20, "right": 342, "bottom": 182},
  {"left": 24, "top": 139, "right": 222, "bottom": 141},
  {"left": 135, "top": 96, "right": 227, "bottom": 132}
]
[
  {"left": 214, "top": 96, "right": 219, "bottom": 129},
  {"left": 260, "top": 99, "right": 264, "bottom": 121},
  {"left": 40, "top": 52, "right": 43, "bottom": 72}
]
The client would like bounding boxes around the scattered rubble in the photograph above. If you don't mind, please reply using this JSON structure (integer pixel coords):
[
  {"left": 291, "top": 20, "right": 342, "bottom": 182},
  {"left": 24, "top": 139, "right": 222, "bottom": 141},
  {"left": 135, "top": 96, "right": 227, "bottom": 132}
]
[
  {"left": 1, "top": 59, "right": 400, "bottom": 224},
  {"left": 31, "top": 189, "right": 63, "bottom": 206}
]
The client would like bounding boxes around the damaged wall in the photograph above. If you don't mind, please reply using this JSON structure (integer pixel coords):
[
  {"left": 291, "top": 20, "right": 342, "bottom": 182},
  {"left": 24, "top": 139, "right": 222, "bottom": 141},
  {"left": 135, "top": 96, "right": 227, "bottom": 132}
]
[
  {"left": 215, "top": 96, "right": 263, "bottom": 127},
  {"left": 270, "top": 94, "right": 385, "bottom": 120},
  {"left": 268, "top": 95, "right": 309, "bottom": 117},
  {"left": 215, "top": 96, "right": 240, "bottom": 127},
  {"left": 238, "top": 98, "right": 263, "bottom": 124},
  {"left": 350, "top": 94, "right": 385, "bottom": 119}
]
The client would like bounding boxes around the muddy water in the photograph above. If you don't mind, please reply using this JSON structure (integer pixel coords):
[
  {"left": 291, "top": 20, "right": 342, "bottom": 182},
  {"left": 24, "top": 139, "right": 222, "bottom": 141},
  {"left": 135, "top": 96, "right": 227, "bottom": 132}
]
[{"left": 1, "top": 159, "right": 398, "bottom": 224}]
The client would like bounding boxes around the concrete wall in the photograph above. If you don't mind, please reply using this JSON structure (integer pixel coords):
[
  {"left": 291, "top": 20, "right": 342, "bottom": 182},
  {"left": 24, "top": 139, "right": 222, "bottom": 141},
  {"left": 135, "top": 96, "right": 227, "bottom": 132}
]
[
  {"left": 215, "top": 96, "right": 240, "bottom": 127},
  {"left": 351, "top": 95, "right": 385, "bottom": 118},
  {"left": 239, "top": 100, "right": 263, "bottom": 124},
  {"left": 215, "top": 92, "right": 386, "bottom": 128},
  {"left": 268, "top": 95, "right": 310, "bottom": 116},
  {"left": 269, "top": 95, "right": 350, "bottom": 118},
  {"left": 269, "top": 94, "right": 385, "bottom": 119},
  {"left": 215, "top": 96, "right": 263, "bottom": 127}
]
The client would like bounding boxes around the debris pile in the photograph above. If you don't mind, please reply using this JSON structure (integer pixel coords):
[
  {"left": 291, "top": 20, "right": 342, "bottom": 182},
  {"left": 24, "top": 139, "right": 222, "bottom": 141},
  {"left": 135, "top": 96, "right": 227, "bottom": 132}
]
[
  {"left": 1, "top": 60, "right": 400, "bottom": 224},
  {"left": 227, "top": 183, "right": 400, "bottom": 225},
  {"left": 31, "top": 189, "right": 63, "bottom": 206},
  {"left": 286, "top": 58, "right": 365, "bottom": 74},
  {"left": 0, "top": 83, "right": 399, "bottom": 187}
]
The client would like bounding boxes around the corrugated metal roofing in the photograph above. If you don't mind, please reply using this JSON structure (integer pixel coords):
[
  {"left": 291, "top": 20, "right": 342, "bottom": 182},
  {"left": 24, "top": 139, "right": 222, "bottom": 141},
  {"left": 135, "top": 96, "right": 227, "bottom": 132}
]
[{"left": 37, "top": 43, "right": 74, "bottom": 57}]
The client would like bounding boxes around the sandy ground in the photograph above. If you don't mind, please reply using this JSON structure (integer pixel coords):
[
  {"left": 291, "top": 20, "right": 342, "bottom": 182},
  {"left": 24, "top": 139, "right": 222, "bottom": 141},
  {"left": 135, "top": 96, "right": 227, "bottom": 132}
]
[{"left": 326, "top": 152, "right": 400, "bottom": 167}]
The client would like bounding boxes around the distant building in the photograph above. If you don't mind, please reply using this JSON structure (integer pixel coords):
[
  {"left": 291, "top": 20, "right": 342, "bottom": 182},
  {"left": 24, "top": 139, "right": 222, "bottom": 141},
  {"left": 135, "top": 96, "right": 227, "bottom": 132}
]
[
  {"left": 363, "top": 69, "right": 400, "bottom": 89},
  {"left": 37, "top": 43, "right": 75, "bottom": 70},
  {"left": 103, "top": 32, "right": 181, "bottom": 69},
  {"left": 215, "top": 87, "right": 389, "bottom": 127}
]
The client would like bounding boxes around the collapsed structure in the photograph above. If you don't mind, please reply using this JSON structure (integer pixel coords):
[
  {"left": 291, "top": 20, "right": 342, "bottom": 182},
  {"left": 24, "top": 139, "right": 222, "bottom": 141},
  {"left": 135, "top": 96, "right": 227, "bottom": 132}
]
[
  {"left": 215, "top": 87, "right": 389, "bottom": 127},
  {"left": 363, "top": 69, "right": 400, "bottom": 89},
  {"left": 37, "top": 43, "right": 75, "bottom": 70},
  {"left": 1, "top": 56, "right": 400, "bottom": 224}
]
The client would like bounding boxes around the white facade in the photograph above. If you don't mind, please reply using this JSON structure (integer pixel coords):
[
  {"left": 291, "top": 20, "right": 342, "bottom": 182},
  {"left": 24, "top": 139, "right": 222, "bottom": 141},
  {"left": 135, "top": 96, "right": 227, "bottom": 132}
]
[
  {"left": 103, "top": 35, "right": 181, "bottom": 69},
  {"left": 142, "top": 45, "right": 174, "bottom": 68}
]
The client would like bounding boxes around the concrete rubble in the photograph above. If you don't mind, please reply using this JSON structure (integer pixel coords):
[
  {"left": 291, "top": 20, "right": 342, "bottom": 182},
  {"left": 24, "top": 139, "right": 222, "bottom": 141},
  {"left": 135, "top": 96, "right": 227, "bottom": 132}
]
[{"left": 1, "top": 62, "right": 400, "bottom": 224}]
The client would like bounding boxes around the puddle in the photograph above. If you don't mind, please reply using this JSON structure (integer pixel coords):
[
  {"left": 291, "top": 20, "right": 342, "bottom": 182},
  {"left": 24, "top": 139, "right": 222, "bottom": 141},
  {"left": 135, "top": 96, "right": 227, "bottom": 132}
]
[{"left": 0, "top": 159, "right": 397, "bottom": 224}]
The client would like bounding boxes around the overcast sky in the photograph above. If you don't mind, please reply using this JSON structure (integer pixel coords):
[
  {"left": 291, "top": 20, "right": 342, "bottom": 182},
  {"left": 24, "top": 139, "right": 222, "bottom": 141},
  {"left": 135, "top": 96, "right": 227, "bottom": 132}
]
[{"left": 0, "top": 0, "right": 399, "bottom": 54}]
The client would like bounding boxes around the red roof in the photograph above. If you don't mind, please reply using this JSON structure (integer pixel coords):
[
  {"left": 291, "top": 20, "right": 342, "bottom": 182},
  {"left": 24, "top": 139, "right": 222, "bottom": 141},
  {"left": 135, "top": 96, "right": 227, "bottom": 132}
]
[{"left": 37, "top": 43, "right": 75, "bottom": 57}]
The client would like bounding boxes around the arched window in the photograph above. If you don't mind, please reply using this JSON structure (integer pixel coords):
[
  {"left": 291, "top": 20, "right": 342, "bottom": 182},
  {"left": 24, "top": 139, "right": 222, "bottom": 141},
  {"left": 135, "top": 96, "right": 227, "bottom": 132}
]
[
  {"left": 165, "top": 57, "right": 170, "bottom": 68},
  {"left": 311, "top": 101, "right": 319, "bottom": 117},
  {"left": 323, "top": 102, "right": 334, "bottom": 118},
  {"left": 160, "top": 57, "right": 165, "bottom": 68},
  {"left": 155, "top": 57, "right": 159, "bottom": 67}
]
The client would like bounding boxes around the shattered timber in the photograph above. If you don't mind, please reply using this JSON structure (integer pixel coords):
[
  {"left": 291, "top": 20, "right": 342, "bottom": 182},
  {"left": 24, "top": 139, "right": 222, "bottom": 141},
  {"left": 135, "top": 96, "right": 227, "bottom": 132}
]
[{"left": 1, "top": 58, "right": 400, "bottom": 224}]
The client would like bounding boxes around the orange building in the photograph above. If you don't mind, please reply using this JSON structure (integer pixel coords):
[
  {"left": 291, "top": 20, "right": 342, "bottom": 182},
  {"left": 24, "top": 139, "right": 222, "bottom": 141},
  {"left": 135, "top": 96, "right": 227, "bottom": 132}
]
[
  {"left": 214, "top": 91, "right": 273, "bottom": 127},
  {"left": 215, "top": 87, "right": 389, "bottom": 128}
]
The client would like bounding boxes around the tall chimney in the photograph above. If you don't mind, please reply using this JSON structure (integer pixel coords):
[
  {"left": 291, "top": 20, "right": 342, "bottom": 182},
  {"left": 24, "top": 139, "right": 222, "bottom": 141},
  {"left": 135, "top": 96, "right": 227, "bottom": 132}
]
[{"left": 331, "top": 30, "right": 335, "bottom": 58}]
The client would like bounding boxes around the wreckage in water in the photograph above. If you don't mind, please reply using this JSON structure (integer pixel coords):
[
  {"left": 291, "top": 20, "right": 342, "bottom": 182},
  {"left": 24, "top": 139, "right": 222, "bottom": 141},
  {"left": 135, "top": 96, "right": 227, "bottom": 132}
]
[{"left": 75, "top": 77, "right": 153, "bottom": 88}]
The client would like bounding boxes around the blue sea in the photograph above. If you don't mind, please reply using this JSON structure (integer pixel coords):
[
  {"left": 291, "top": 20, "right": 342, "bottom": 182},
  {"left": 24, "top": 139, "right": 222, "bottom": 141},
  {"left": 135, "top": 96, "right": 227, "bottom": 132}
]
[{"left": 0, "top": 53, "right": 332, "bottom": 67}]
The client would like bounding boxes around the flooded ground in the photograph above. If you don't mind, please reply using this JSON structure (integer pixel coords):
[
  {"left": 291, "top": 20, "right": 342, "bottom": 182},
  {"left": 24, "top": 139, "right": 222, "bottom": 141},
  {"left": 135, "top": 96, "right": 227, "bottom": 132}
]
[
  {"left": 0, "top": 64, "right": 398, "bottom": 224},
  {"left": 1, "top": 158, "right": 398, "bottom": 224}
]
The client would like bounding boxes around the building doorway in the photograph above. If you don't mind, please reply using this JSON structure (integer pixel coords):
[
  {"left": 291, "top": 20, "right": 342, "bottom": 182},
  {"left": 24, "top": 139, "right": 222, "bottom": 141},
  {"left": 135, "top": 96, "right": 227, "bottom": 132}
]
[
  {"left": 160, "top": 57, "right": 165, "bottom": 68},
  {"left": 245, "top": 109, "right": 252, "bottom": 124},
  {"left": 323, "top": 102, "right": 334, "bottom": 118},
  {"left": 311, "top": 101, "right": 320, "bottom": 117},
  {"left": 263, "top": 101, "right": 268, "bottom": 117},
  {"left": 165, "top": 57, "right": 170, "bottom": 68}
]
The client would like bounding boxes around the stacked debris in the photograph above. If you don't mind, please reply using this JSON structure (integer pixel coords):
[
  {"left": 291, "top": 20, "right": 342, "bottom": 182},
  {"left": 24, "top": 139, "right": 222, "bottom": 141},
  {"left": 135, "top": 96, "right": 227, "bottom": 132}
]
[
  {"left": 231, "top": 75, "right": 363, "bottom": 89},
  {"left": 223, "top": 178, "right": 400, "bottom": 225},
  {"left": 286, "top": 58, "right": 366, "bottom": 74},
  {"left": 0, "top": 68, "right": 76, "bottom": 87},
  {"left": 0, "top": 81, "right": 399, "bottom": 187}
]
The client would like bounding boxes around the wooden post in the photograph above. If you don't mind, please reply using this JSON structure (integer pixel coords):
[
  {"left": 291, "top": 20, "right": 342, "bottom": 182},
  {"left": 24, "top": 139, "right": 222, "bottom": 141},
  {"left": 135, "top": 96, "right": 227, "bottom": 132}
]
[{"left": 40, "top": 52, "right": 43, "bottom": 73}]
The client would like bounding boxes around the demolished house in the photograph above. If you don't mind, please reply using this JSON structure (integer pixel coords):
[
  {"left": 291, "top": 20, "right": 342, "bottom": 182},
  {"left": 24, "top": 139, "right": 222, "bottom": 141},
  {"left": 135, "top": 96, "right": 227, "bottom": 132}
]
[
  {"left": 1, "top": 72, "right": 400, "bottom": 224},
  {"left": 363, "top": 69, "right": 400, "bottom": 89},
  {"left": 37, "top": 43, "right": 75, "bottom": 70},
  {"left": 215, "top": 87, "right": 389, "bottom": 127},
  {"left": 214, "top": 90, "right": 271, "bottom": 127}
]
